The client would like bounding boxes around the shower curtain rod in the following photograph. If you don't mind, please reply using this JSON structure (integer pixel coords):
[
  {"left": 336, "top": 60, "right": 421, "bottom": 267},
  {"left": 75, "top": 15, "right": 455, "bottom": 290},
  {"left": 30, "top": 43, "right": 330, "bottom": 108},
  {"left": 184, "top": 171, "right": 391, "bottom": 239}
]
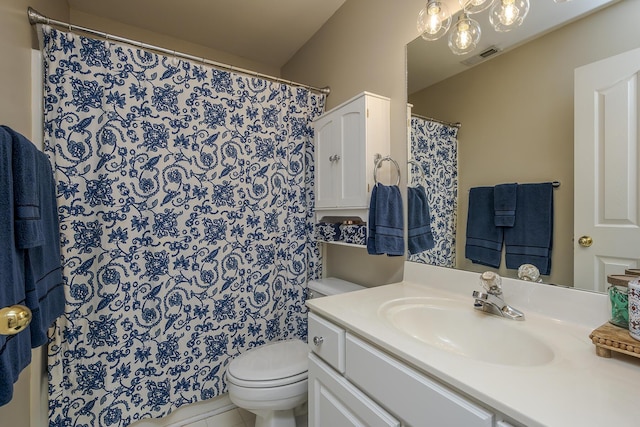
[
  {"left": 27, "top": 7, "right": 331, "bottom": 96},
  {"left": 411, "top": 113, "right": 461, "bottom": 129}
]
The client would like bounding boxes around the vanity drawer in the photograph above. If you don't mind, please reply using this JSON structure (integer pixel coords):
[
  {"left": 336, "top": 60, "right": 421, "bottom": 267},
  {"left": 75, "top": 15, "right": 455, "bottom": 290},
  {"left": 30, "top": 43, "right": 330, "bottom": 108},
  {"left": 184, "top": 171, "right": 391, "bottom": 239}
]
[
  {"left": 308, "top": 312, "right": 346, "bottom": 373},
  {"left": 346, "top": 334, "right": 494, "bottom": 427}
]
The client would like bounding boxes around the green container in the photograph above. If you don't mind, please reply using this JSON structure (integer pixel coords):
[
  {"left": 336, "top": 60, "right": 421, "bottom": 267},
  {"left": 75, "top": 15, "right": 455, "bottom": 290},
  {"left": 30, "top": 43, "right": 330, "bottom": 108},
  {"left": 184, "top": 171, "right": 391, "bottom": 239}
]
[{"left": 608, "top": 285, "right": 629, "bottom": 328}]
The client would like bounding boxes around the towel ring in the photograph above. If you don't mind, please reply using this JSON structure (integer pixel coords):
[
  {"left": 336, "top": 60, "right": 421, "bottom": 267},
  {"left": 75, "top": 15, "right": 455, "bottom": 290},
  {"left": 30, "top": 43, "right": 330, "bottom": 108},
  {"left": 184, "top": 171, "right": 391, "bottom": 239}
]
[
  {"left": 374, "top": 155, "right": 401, "bottom": 186},
  {"left": 408, "top": 158, "right": 427, "bottom": 185}
]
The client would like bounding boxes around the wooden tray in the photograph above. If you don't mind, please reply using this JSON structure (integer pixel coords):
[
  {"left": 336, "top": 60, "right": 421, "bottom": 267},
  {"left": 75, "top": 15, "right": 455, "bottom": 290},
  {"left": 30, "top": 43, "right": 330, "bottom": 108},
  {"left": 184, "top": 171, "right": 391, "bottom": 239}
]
[
  {"left": 607, "top": 274, "right": 638, "bottom": 287},
  {"left": 590, "top": 322, "right": 640, "bottom": 358}
]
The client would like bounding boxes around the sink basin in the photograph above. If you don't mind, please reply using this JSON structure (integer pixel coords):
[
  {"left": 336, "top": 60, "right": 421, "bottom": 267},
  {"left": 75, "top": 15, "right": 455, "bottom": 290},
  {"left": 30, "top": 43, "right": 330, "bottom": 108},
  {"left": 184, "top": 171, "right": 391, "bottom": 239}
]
[{"left": 379, "top": 297, "right": 555, "bottom": 367}]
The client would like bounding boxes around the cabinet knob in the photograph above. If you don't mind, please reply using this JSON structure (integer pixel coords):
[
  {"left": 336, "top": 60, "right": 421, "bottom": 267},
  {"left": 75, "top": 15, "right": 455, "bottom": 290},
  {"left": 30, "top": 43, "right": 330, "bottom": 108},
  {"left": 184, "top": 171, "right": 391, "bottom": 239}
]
[
  {"left": 329, "top": 154, "right": 341, "bottom": 162},
  {"left": 313, "top": 336, "right": 324, "bottom": 346}
]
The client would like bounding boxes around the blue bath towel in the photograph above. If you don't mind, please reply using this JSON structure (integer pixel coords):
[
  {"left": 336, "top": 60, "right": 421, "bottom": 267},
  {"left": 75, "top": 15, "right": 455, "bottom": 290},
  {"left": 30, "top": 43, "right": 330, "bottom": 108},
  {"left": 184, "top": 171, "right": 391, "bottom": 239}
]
[
  {"left": 408, "top": 185, "right": 435, "bottom": 255},
  {"left": 2, "top": 126, "right": 45, "bottom": 249},
  {"left": 0, "top": 127, "right": 32, "bottom": 407},
  {"left": 465, "top": 186, "right": 503, "bottom": 268},
  {"left": 3, "top": 126, "right": 65, "bottom": 348},
  {"left": 494, "top": 183, "right": 517, "bottom": 227},
  {"left": 24, "top": 152, "right": 64, "bottom": 347},
  {"left": 367, "top": 184, "right": 404, "bottom": 256},
  {"left": 504, "top": 183, "right": 554, "bottom": 275}
]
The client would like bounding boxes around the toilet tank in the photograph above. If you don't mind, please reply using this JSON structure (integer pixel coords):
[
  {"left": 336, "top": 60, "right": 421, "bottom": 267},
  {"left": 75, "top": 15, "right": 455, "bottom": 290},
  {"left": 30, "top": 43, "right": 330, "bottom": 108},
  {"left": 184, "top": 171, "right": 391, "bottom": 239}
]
[{"left": 307, "top": 277, "right": 364, "bottom": 299}]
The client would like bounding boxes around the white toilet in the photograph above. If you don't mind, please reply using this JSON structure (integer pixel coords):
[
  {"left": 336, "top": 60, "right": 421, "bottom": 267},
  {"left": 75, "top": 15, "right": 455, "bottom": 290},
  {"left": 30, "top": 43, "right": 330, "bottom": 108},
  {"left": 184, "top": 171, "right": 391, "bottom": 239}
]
[{"left": 225, "top": 278, "right": 364, "bottom": 427}]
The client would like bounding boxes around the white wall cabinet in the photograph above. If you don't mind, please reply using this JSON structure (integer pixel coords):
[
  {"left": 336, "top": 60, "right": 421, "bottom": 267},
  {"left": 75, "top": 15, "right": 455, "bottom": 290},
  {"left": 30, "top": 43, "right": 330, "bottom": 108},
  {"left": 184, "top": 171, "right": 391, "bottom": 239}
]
[
  {"left": 308, "top": 312, "right": 523, "bottom": 427},
  {"left": 314, "top": 92, "right": 390, "bottom": 218}
]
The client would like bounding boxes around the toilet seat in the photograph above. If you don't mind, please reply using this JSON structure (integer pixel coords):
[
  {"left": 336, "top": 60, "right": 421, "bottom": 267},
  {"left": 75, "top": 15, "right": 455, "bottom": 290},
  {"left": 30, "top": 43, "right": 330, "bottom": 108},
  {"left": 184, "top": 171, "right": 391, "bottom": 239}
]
[{"left": 226, "top": 340, "right": 308, "bottom": 389}]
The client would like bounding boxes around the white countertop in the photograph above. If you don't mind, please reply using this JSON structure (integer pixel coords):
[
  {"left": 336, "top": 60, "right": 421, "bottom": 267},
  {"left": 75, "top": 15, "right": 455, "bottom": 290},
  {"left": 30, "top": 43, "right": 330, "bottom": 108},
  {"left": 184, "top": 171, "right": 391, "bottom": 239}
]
[{"left": 307, "top": 262, "right": 640, "bottom": 427}]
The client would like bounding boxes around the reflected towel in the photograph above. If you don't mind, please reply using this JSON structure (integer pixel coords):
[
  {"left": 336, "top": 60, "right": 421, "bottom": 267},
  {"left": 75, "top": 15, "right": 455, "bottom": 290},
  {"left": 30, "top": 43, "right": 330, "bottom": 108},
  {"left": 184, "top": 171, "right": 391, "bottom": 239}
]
[
  {"left": 367, "top": 184, "right": 404, "bottom": 256},
  {"left": 408, "top": 185, "right": 435, "bottom": 255},
  {"left": 504, "top": 183, "right": 554, "bottom": 275},
  {"left": 0, "top": 127, "right": 31, "bottom": 407},
  {"left": 494, "top": 183, "right": 517, "bottom": 227},
  {"left": 465, "top": 186, "right": 503, "bottom": 268}
]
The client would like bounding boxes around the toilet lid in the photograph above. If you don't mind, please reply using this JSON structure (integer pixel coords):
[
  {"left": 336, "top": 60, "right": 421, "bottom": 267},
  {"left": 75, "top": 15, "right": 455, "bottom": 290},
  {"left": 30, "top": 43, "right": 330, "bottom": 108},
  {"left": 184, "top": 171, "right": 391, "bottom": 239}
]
[{"left": 227, "top": 339, "right": 308, "bottom": 383}]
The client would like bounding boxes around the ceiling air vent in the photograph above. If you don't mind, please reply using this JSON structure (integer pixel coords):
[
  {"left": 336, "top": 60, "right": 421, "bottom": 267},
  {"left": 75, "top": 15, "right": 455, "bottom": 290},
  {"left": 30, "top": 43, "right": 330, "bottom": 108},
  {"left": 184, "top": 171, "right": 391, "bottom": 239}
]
[{"left": 461, "top": 46, "right": 502, "bottom": 66}]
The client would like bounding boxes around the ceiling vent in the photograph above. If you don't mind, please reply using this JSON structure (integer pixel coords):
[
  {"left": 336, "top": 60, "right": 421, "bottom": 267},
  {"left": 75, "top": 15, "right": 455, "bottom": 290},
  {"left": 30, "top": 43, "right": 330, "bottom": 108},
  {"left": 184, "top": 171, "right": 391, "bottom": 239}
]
[{"left": 461, "top": 46, "right": 502, "bottom": 66}]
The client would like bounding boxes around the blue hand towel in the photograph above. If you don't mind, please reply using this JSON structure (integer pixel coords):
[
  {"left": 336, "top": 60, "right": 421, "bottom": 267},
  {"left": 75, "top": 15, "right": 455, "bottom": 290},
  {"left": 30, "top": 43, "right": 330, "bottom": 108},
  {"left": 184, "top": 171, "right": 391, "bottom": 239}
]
[
  {"left": 504, "top": 183, "right": 554, "bottom": 275},
  {"left": 465, "top": 186, "right": 503, "bottom": 268},
  {"left": 367, "top": 185, "right": 379, "bottom": 254},
  {"left": 494, "top": 183, "right": 517, "bottom": 227},
  {"left": 4, "top": 127, "right": 65, "bottom": 348},
  {"left": 367, "top": 184, "right": 404, "bottom": 256},
  {"left": 408, "top": 185, "right": 435, "bottom": 255},
  {"left": 0, "top": 127, "right": 32, "bottom": 407},
  {"left": 2, "top": 126, "right": 45, "bottom": 249}
]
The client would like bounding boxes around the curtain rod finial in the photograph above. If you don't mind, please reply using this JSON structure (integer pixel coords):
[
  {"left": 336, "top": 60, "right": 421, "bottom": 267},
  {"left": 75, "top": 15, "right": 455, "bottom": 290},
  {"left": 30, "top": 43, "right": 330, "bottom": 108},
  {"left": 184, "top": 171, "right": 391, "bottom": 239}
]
[{"left": 28, "top": 7, "right": 43, "bottom": 25}]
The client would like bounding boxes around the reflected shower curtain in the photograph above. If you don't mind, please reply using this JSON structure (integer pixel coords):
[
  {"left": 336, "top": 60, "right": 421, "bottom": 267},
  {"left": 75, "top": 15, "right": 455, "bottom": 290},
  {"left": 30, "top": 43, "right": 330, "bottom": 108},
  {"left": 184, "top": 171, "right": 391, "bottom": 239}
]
[
  {"left": 409, "top": 117, "right": 458, "bottom": 267},
  {"left": 41, "top": 26, "right": 325, "bottom": 426}
]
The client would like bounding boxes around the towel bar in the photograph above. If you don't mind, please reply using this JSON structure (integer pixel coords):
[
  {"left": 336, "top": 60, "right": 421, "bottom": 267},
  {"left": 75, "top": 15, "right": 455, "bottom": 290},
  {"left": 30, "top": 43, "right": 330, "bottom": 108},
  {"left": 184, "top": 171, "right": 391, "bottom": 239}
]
[{"left": 373, "top": 155, "right": 401, "bottom": 186}]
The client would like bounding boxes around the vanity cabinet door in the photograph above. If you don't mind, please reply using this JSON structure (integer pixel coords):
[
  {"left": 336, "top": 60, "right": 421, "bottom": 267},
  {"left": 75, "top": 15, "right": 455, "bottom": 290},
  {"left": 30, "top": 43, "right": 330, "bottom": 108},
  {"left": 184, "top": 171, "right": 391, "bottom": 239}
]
[
  {"left": 346, "top": 334, "right": 494, "bottom": 427},
  {"left": 309, "top": 353, "right": 400, "bottom": 427}
]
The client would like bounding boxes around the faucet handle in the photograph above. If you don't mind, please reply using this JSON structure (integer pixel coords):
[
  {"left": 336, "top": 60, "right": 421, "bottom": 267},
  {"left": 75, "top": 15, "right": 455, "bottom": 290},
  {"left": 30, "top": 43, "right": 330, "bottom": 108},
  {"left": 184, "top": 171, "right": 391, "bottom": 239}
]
[{"left": 480, "top": 271, "right": 502, "bottom": 295}]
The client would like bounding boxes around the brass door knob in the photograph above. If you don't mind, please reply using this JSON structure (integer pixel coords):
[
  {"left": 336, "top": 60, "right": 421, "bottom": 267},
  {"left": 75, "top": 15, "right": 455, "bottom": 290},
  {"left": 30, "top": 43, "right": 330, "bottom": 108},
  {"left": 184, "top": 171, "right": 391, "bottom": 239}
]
[
  {"left": 578, "top": 236, "right": 593, "bottom": 247},
  {"left": 0, "top": 305, "right": 32, "bottom": 335}
]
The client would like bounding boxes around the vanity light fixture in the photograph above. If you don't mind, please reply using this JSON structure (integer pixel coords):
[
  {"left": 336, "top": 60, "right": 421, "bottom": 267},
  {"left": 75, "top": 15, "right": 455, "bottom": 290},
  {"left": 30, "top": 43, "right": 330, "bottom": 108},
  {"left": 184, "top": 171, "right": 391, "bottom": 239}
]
[
  {"left": 489, "top": 0, "right": 530, "bottom": 32},
  {"left": 448, "top": 13, "right": 481, "bottom": 55},
  {"left": 417, "top": 0, "right": 451, "bottom": 41},
  {"left": 417, "top": 0, "right": 532, "bottom": 55}
]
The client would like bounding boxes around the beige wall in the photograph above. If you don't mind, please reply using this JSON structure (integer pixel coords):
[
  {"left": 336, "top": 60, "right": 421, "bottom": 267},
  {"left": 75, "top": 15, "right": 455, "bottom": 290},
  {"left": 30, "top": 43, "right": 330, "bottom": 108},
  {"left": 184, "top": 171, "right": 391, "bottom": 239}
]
[
  {"left": 408, "top": 0, "right": 640, "bottom": 287},
  {"left": 282, "top": 0, "right": 428, "bottom": 286},
  {"left": 0, "top": 1, "right": 68, "bottom": 138},
  {"left": 70, "top": 11, "right": 280, "bottom": 77},
  {"left": 0, "top": 2, "right": 69, "bottom": 427}
]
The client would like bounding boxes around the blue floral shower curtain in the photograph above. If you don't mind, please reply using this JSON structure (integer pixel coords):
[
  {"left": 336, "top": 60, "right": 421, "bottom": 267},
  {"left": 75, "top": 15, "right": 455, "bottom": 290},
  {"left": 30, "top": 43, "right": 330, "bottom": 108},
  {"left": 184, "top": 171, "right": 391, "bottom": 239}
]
[
  {"left": 41, "top": 26, "right": 325, "bottom": 426},
  {"left": 409, "top": 117, "right": 458, "bottom": 267}
]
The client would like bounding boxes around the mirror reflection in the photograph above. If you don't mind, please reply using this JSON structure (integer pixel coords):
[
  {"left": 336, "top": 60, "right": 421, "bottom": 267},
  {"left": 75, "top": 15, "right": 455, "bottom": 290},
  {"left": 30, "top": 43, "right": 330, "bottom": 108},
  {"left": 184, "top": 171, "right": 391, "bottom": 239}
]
[
  {"left": 407, "top": 115, "right": 459, "bottom": 268},
  {"left": 406, "top": 1, "right": 640, "bottom": 292}
]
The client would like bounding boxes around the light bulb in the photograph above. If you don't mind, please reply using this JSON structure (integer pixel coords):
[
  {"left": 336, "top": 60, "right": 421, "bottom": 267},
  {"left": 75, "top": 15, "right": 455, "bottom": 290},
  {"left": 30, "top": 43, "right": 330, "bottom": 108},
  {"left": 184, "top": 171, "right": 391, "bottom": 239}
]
[
  {"left": 460, "top": 0, "right": 495, "bottom": 14},
  {"left": 499, "top": 1, "right": 518, "bottom": 26},
  {"left": 417, "top": 1, "right": 451, "bottom": 41},
  {"left": 448, "top": 13, "right": 481, "bottom": 55},
  {"left": 490, "top": 0, "right": 530, "bottom": 32},
  {"left": 457, "top": 22, "right": 472, "bottom": 49}
]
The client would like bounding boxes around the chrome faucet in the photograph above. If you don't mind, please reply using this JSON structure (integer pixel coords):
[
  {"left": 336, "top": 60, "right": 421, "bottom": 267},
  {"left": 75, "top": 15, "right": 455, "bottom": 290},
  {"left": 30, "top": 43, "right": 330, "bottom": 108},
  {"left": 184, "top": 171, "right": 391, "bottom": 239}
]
[{"left": 472, "top": 271, "right": 525, "bottom": 321}]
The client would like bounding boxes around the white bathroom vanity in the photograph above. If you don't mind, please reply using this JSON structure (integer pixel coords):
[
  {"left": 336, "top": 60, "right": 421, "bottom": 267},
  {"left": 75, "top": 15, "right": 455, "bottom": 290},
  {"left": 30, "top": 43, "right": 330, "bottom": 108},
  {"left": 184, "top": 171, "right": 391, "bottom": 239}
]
[{"left": 306, "top": 262, "right": 640, "bottom": 426}]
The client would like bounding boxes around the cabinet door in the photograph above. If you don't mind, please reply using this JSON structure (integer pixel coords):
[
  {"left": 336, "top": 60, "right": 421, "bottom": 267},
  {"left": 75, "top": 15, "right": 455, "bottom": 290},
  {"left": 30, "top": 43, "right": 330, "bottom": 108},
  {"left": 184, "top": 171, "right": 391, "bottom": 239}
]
[
  {"left": 309, "top": 354, "right": 400, "bottom": 427},
  {"left": 336, "top": 96, "right": 367, "bottom": 208},
  {"left": 314, "top": 114, "right": 339, "bottom": 208}
]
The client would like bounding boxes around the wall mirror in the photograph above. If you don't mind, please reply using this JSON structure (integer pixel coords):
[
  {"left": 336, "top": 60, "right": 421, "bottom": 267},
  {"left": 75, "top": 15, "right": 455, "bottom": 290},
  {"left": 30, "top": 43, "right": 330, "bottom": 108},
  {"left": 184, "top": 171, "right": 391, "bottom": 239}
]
[{"left": 406, "top": 0, "right": 640, "bottom": 292}]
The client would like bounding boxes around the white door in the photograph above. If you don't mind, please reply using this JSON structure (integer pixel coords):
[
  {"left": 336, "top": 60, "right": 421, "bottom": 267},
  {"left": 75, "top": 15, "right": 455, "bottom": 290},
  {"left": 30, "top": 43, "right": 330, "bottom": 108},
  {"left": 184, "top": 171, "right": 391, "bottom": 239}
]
[{"left": 574, "top": 47, "right": 640, "bottom": 292}]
